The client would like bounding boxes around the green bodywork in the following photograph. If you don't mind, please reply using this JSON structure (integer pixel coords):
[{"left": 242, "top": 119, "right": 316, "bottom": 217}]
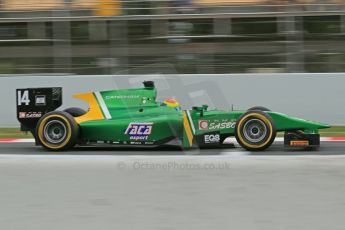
[{"left": 77, "top": 84, "right": 330, "bottom": 148}]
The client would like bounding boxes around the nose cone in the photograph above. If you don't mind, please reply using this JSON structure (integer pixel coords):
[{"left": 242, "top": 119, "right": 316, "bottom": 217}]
[
  {"left": 305, "top": 120, "right": 331, "bottom": 130},
  {"left": 268, "top": 112, "right": 331, "bottom": 132}
]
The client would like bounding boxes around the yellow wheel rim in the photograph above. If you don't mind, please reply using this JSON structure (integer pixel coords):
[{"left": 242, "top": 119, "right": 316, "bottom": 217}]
[
  {"left": 38, "top": 114, "right": 72, "bottom": 150},
  {"left": 236, "top": 113, "right": 273, "bottom": 149}
]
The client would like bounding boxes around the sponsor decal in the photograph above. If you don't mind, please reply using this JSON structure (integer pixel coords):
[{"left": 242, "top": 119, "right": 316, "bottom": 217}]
[
  {"left": 105, "top": 95, "right": 140, "bottom": 100},
  {"left": 35, "top": 95, "right": 46, "bottom": 106},
  {"left": 290, "top": 140, "right": 309, "bottom": 146},
  {"left": 130, "top": 142, "right": 142, "bottom": 145},
  {"left": 125, "top": 122, "right": 153, "bottom": 140},
  {"left": 198, "top": 120, "right": 209, "bottom": 130},
  {"left": 19, "top": 112, "right": 42, "bottom": 119},
  {"left": 209, "top": 121, "right": 236, "bottom": 130},
  {"left": 204, "top": 134, "right": 220, "bottom": 144},
  {"left": 198, "top": 119, "right": 236, "bottom": 130}
]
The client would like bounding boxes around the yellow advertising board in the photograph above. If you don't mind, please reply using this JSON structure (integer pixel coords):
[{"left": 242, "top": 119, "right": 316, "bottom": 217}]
[{"left": 93, "top": 0, "right": 121, "bottom": 16}]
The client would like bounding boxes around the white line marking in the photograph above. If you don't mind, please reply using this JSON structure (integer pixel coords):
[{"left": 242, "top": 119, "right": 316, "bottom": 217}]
[
  {"left": 12, "top": 139, "right": 35, "bottom": 143},
  {"left": 95, "top": 91, "right": 112, "bottom": 120},
  {"left": 186, "top": 110, "right": 195, "bottom": 134}
]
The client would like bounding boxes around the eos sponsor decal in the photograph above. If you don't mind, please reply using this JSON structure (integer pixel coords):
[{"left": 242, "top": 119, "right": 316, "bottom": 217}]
[
  {"left": 204, "top": 134, "right": 220, "bottom": 144},
  {"left": 35, "top": 95, "right": 46, "bottom": 106},
  {"left": 105, "top": 95, "right": 140, "bottom": 100},
  {"left": 125, "top": 122, "right": 153, "bottom": 140},
  {"left": 19, "top": 112, "right": 42, "bottom": 119}
]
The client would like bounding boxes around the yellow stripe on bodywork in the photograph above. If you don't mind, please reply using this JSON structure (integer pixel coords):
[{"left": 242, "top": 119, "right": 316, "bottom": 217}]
[
  {"left": 73, "top": 92, "right": 105, "bottom": 124},
  {"left": 183, "top": 111, "right": 194, "bottom": 147}
]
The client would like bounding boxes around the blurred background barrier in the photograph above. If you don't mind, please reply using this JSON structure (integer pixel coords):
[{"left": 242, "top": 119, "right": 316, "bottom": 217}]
[
  {"left": 0, "top": 1, "right": 344, "bottom": 126},
  {"left": 0, "top": 73, "right": 345, "bottom": 127},
  {"left": 0, "top": 0, "right": 344, "bottom": 74}
]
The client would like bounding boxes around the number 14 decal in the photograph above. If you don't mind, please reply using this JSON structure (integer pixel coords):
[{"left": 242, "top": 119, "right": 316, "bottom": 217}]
[{"left": 17, "top": 90, "right": 30, "bottom": 106}]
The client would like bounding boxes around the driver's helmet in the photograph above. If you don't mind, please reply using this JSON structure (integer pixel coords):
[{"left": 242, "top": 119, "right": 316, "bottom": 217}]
[{"left": 162, "top": 98, "right": 181, "bottom": 111}]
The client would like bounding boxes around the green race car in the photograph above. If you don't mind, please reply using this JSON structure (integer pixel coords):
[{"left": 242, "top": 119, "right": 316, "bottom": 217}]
[{"left": 16, "top": 81, "right": 330, "bottom": 151}]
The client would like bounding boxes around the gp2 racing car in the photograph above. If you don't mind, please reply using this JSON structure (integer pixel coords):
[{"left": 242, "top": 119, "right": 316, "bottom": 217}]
[{"left": 16, "top": 81, "right": 330, "bottom": 151}]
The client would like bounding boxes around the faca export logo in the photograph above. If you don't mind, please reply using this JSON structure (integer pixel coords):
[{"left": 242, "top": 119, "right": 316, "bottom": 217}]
[{"left": 125, "top": 123, "right": 153, "bottom": 140}]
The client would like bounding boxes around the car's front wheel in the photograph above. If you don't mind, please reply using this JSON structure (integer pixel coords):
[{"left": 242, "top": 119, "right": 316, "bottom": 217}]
[
  {"left": 36, "top": 111, "right": 79, "bottom": 151},
  {"left": 235, "top": 111, "right": 276, "bottom": 151}
]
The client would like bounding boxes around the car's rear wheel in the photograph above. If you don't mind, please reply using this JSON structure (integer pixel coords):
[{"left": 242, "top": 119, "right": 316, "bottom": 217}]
[
  {"left": 235, "top": 111, "right": 276, "bottom": 151},
  {"left": 36, "top": 111, "right": 79, "bottom": 151}
]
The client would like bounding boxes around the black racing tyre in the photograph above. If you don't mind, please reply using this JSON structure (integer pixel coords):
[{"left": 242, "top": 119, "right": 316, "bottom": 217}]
[
  {"left": 248, "top": 106, "right": 271, "bottom": 112},
  {"left": 235, "top": 111, "right": 276, "bottom": 151},
  {"left": 63, "top": 107, "right": 86, "bottom": 117},
  {"left": 36, "top": 111, "right": 79, "bottom": 151}
]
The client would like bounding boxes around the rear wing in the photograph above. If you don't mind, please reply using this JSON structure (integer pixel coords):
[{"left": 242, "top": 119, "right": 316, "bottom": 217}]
[{"left": 16, "top": 87, "right": 62, "bottom": 131}]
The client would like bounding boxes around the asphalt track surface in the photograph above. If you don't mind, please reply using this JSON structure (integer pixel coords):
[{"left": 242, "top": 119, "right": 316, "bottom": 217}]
[{"left": 1, "top": 142, "right": 345, "bottom": 230}]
